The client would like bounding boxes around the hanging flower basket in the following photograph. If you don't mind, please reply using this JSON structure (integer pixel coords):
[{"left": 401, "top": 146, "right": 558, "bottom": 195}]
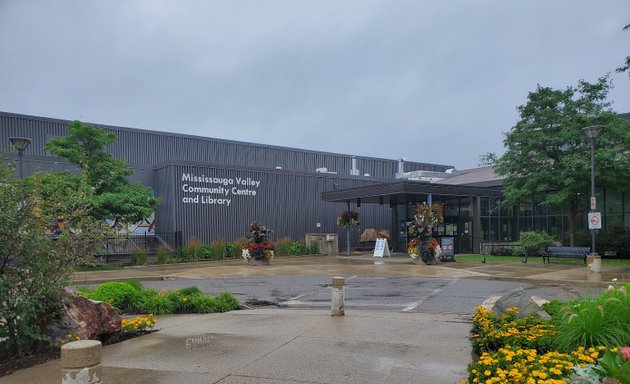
[{"left": 336, "top": 211, "right": 360, "bottom": 228}]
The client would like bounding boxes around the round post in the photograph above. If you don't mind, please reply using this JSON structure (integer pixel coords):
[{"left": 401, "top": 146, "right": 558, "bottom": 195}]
[
  {"left": 582, "top": 125, "right": 603, "bottom": 273},
  {"left": 61, "top": 340, "right": 103, "bottom": 384},
  {"left": 346, "top": 228, "right": 350, "bottom": 255},
  {"left": 331, "top": 276, "right": 345, "bottom": 317},
  {"left": 589, "top": 136, "right": 596, "bottom": 256}
]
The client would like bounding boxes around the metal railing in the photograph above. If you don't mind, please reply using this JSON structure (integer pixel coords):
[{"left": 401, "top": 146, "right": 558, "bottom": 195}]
[{"left": 97, "top": 231, "right": 182, "bottom": 263}]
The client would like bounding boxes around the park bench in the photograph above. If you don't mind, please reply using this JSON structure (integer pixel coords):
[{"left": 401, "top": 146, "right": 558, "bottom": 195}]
[{"left": 523, "top": 246, "right": 589, "bottom": 264}]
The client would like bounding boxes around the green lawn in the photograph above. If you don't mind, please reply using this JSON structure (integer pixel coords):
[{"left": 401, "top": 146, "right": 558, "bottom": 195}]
[{"left": 454, "top": 254, "right": 630, "bottom": 266}]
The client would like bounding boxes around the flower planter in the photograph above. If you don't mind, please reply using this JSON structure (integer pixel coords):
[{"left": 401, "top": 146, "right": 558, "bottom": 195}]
[
  {"left": 247, "top": 258, "right": 270, "bottom": 266},
  {"left": 411, "top": 258, "right": 439, "bottom": 265}
]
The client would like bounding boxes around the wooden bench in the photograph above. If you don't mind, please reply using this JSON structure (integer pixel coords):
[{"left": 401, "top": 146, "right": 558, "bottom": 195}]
[{"left": 523, "top": 246, "right": 589, "bottom": 264}]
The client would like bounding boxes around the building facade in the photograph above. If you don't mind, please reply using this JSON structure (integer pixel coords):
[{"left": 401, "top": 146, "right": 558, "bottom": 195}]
[
  {"left": 5, "top": 111, "right": 625, "bottom": 254},
  {"left": 1, "top": 111, "right": 456, "bottom": 249}
]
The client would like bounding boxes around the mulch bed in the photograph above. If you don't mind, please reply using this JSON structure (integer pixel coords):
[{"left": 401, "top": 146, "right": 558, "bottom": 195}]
[
  {"left": 0, "top": 347, "right": 60, "bottom": 377},
  {"left": 0, "top": 331, "right": 156, "bottom": 378}
]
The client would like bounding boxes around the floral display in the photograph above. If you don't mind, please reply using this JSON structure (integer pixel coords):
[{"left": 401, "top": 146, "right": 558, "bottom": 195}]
[
  {"left": 407, "top": 202, "right": 444, "bottom": 264},
  {"left": 465, "top": 301, "right": 630, "bottom": 384},
  {"left": 465, "top": 345, "right": 606, "bottom": 384},
  {"left": 121, "top": 314, "right": 157, "bottom": 334},
  {"left": 407, "top": 238, "right": 442, "bottom": 263},
  {"left": 336, "top": 210, "right": 360, "bottom": 228},
  {"left": 57, "top": 333, "right": 82, "bottom": 345},
  {"left": 471, "top": 306, "right": 557, "bottom": 354},
  {"left": 242, "top": 221, "right": 274, "bottom": 261},
  {"left": 596, "top": 346, "right": 630, "bottom": 383}
]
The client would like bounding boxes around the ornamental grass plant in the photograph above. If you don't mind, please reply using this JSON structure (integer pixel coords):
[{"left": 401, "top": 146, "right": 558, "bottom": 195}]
[{"left": 553, "top": 282, "right": 630, "bottom": 352}]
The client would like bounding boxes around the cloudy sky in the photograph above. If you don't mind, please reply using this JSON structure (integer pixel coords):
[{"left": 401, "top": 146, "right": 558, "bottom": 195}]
[{"left": 0, "top": 1, "right": 628, "bottom": 169}]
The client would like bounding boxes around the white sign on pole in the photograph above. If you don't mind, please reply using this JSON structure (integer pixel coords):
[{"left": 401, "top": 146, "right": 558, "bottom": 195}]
[
  {"left": 588, "top": 212, "right": 602, "bottom": 229},
  {"left": 590, "top": 197, "right": 597, "bottom": 210},
  {"left": 373, "top": 238, "right": 391, "bottom": 258}
]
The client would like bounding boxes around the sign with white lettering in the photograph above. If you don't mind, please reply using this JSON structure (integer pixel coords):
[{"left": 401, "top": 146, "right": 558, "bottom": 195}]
[
  {"left": 373, "top": 238, "right": 391, "bottom": 258},
  {"left": 180, "top": 173, "right": 262, "bottom": 206},
  {"left": 588, "top": 212, "right": 602, "bottom": 229}
]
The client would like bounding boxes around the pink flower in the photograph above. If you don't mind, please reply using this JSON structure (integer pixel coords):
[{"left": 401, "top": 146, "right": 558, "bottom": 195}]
[{"left": 621, "top": 346, "right": 630, "bottom": 361}]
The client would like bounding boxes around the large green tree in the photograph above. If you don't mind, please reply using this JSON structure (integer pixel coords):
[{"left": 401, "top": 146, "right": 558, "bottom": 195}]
[
  {"left": 0, "top": 162, "right": 107, "bottom": 357},
  {"left": 495, "top": 77, "right": 630, "bottom": 245},
  {"left": 43, "top": 120, "right": 159, "bottom": 227}
]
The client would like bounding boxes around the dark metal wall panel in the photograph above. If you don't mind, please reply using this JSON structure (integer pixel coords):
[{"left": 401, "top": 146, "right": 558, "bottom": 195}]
[
  {"left": 155, "top": 163, "right": 391, "bottom": 245},
  {"left": 0, "top": 111, "right": 445, "bottom": 247},
  {"left": 1, "top": 112, "right": 453, "bottom": 179}
]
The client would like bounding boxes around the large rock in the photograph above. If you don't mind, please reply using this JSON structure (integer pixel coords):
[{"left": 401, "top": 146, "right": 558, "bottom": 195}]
[
  {"left": 492, "top": 288, "right": 551, "bottom": 320},
  {"left": 50, "top": 289, "right": 121, "bottom": 342}
]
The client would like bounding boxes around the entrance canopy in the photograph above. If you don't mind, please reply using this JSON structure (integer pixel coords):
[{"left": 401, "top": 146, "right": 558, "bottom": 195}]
[{"left": 321, "top": 180, "right": 503, "bottom": 205}]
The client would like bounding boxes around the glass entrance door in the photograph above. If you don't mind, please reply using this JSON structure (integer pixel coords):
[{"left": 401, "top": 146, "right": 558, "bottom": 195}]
[{"left": 458, "top": 198, "right": 473, "bottom": 254}]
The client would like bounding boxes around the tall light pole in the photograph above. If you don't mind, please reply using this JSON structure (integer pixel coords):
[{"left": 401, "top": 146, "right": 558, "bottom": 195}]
[
  {"left": 581, "top": 125, "right": 603, "bottom": 268},
  {"left": 9, "top": 137, "right": 32, "bottom": 179}
]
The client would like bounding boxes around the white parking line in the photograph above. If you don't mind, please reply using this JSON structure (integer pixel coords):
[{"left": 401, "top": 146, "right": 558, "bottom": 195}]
[
  {"left": 278, "top": 293, "right": 309, "bottom": 306},
  {"left": 402, "top": 279, "right": 459, "bottom": 312}
]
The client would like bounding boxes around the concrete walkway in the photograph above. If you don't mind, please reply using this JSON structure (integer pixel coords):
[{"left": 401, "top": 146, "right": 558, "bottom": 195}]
[
  {"left": 1, "top": 309, "right": 471, "bottom": 384},
  {"left": 3, "top": 254, "right": 628, "bottom": 383}
]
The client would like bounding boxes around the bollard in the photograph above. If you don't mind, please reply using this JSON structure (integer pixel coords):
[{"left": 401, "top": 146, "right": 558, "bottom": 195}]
[
  {"left": 587, "top": 255, "right": 601, "bottom": 273},
  {"left": 331, "top": 276, "right": 345, "bottom": 317},
  {"left": 61, "top": 340, "right": 103, "bottom": 384}
]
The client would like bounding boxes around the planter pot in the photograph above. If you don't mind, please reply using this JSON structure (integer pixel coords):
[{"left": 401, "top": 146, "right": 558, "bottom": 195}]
[{"left": 247, "top": 258, "right": 270, "bottom": 266}]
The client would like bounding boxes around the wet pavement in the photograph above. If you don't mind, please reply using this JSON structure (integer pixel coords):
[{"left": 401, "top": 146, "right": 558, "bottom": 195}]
[
  {"left": 2, "top": 310, "right": 472, "bottom": 384},
  {"left": 3, "top": 254, "right": 628, "bottom": 383},
  {"left": 71, "top": 253, "right": 629, "bottom": 289}
]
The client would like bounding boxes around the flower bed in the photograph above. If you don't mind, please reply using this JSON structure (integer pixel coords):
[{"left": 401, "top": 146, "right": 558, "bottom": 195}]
[
  {"left": 467, "top": 346, "right": 604, "bottom": 384},
  {"left": 471, "top": 306, "right": 557, "bottom": 355},
  {"left": 464, "top": 281, "right": 630, "bottom": 383}
]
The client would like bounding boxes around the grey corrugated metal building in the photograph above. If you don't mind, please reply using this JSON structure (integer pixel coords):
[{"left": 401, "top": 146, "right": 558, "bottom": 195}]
[{"left": 1, "top": 111, "right": 458, "bottom": 249}]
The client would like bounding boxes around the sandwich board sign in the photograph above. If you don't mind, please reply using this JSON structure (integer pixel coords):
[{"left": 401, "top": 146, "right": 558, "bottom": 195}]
[{"left": 373, "top": 238, "right": 391, "bottom": 258}]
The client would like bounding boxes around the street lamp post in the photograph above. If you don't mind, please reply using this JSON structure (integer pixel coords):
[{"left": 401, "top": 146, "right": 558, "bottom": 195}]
[
  {"left": 9, "top": 137, "right": 32, "bottom": 179},
  {"left": 581, "top": 125, "right": 603, "bottom": 272}
]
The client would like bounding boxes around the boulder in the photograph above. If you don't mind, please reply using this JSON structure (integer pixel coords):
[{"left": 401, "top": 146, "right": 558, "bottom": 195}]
[
  {"left": 492, "top": 288, "right": 551, "bottom": 320},
  {"left": 50, "top": 289, "right": 121, "bottom": 342}
]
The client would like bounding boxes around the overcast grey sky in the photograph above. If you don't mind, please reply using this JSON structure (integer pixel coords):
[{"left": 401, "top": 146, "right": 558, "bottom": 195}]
[{"left": 1, "top": 1, "right": 628, "bottom": 169}]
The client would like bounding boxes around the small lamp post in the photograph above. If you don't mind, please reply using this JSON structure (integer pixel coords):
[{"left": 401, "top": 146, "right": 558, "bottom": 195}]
[
  {"left": 9, "top": 137, "right": 32, "bottom": 179},
  {"left": 581, "top": 125, "right": 603, "bottom": 272}
]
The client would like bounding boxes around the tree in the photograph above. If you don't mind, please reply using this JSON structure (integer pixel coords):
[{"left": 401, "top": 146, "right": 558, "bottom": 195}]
[
  {"left": 44, "top": 120, "right": 159, "bottom": 227},
  {"left": 495, "top": 77, "right": 630, "bottom": 245},
  {"left": 0, "top": 162, "right": 107, "bottom": 357},
  {"left": 617, "top": 24, "right": 630, "bottom": 79},
  {"left": 478, "top": 152, "right": 498, "bottom": 167}
]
